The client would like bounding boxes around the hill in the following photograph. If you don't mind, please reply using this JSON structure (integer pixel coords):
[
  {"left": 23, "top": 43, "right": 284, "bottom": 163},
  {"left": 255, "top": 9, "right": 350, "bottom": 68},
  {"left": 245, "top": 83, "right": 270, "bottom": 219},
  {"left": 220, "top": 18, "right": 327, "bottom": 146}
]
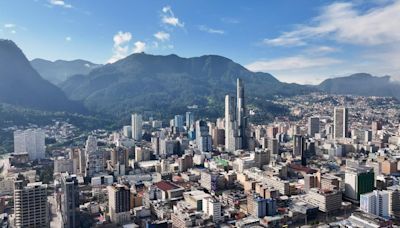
[
  {"left": 60, "top": 53, "right": 315, "bottom": 120},
  {"left": 0, "top": 39, "right": 85, "bottom": 112},
  {"left": 318, "top": 73, "right": 400, "bottom": 98},
  {"left": 31, "top": 58, "right": 100, "bottom": 85}
]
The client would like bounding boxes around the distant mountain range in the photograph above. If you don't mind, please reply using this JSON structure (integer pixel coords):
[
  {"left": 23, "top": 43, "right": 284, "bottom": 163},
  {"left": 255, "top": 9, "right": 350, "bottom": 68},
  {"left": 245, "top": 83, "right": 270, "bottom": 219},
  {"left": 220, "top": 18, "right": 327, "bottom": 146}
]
[
  {"left": 1, "top": 39, "right": 399, "bottom": 122},
  {"left": 31, "top": 58, "right": 100, "bottom": 85},
  {"left": 317, "top": 73, "right": 400, "bottom": 98},
  {"left": 59, "top": 53, "right": 314, "bottom": 119},
  {"left": 0, "top": 39, "right": 84, "bottom": 113}
]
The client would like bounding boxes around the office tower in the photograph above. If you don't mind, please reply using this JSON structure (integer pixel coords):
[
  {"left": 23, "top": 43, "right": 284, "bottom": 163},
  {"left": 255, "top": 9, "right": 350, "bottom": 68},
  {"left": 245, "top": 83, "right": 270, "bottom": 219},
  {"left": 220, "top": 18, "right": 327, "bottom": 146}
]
[
  {"left": 237, "top": 78, "right": 248, "bottom": 148},
  {"left": 293, "top": 135, "right": 304, "bottom": 156},
  {"left": 345, "top": 166, "right": 374, "bottom": 201},
  {"left": 13, "top": 129, "right": 45, "bottom": 160},
  {"left": 174, "top": 115, "right": 184, "bottom": 130},
  {"left": 185, "top": 111, "right": 194, "bottom": 128},
  {"left": 308, "top": 116, "right": 320, "bottom": 137},
  {"left": 108, "top": 184, "right": 131, "bottom": 224},
  {"left": 203, "top": 196, "right": 222, "bottom": 223},
  {"left": 111, "top": 147, "right": 129, "bottom": 168},
  {"left": 60, "top": 173, "right": 79, "bottom": 228},
  {"left": 247, "top": 194, "right": 277, "bottom": 218},
  {"left": 135, "top": 147, "right": 150, "bottom": 162},
  {"left": 196, "top": 120, "right": 212, "bottom": 152},
  {"left": 224, "top": 78, "right": 250, "bottom": 152},
  {"left": 304, "top": 174, "right": 319, "bottom": 192},
  {"left": 333, "top": 107, "right": 348, "bottom": 139},
  {"left": 364, "top": 130, "right": 372, "bottom": 142},
  {"left": 131, "top": 113, "right": 143, "bottom": 141},
  {"left": 387, "top": 186, "right": 400, "bottom": 218},
  {"left": 14, "top": 181, "right": 49, "bottom": 228},
  {"left": 122, "top": 126, "right": 132, "bottom": 138},
  {"left": 225, "top": 95, "right": 238, "bottom": 152},
  {"left": 84, "top": 136, "right": 104, "bottom": 177},
  {"left": 371, "top": 120, "right": 382, "bottom": 136},
  {"left": 178, "top": 154, "right": 193, "bottom": 172},
  {"left": 360, "top": 190, "right": 389, "bottom": 217},
  {"left": 78, "top": 148, "right": 86, "bottom": 175},
  {"left": 306, "top": 188, "right": 342, "bottom": 213},
  {"left": 268, "top": 138, "right": 279, "bottom": 155}
]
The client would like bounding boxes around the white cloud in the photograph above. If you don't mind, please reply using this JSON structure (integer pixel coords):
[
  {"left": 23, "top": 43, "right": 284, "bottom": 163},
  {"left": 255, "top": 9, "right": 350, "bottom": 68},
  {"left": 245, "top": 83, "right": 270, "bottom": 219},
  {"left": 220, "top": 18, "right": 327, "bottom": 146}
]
[
  {"left": 4, "top": 24, "right": 15, "bottom": 28},
  {"left": 246, "top": 56, "right": 341, "bottom": 72},
  {"left": 133, "top": 41, "right": 146, "bottom": 53},
  {"left": 154, "top": 31, "right": 170, "bottom": 42},
  {"left": 263, "top": 1, "right": 400, "bottom": 46},
  {"left": 304, "top": 46, "right": 339, "bottom": 55},
  {"left": 65, "top": 36, "right": 71, "bottom": 42},
  {"left": 10, "top": 30, "right": 16, "bottom": 34},
  {"left": 199, "top": 25, "right": 225, "bottom": 35},
  {"left": 49, "top": 0, "right": 72, "bottom": 8},
  {"left": 161, "top": 5, "right": 184, "bottom": 27},
  {"left": 108, "top": 31, "right": 133, "bottom": 63}
]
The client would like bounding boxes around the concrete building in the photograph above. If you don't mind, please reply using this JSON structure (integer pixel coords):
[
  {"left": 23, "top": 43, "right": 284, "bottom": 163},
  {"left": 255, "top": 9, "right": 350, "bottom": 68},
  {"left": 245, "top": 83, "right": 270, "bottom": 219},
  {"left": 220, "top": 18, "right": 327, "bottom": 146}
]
[
  {"left": 306, "top": 188, "right": 342, "bottom": 213},
  {"left": 360, "top": 190, "right": 389, "bottom": 217},
  {"left": 333, "top": 107, "right": 348, "bottom": 139},
  {"left": 131, "top": 113, "right": 143, "bottom": 141},
  {"left": 14, "top": 181, "right": 49, "bottom": 228},
  {"left": 84, "top": 136, "right": 104, "bottom": 177},
  {"left": 195, "top": 120, "right": 212, "bottom": 152},
  {"left": 108, "top": 184, "right": 131, "bottom": 224},
  {"left": 308, "top": 116, "right": 320, "bottom": 137},
  {"left": 13, "top": 129, "right": 45, "bottom": 160},
  {"left": 387, "top": 185, "right": 400, "bottom": 218},
  {"left": 185, "top": 111, "right": 194, "bottom": 128},
  {"left": 202, "top": 196, "right": 222, "bottom": 223},
  {"left": 60, "top": 173, "right": 79, "bottom": 228},
  {"left": 345, "top": 166, "right": 374, "bottom": 201}
]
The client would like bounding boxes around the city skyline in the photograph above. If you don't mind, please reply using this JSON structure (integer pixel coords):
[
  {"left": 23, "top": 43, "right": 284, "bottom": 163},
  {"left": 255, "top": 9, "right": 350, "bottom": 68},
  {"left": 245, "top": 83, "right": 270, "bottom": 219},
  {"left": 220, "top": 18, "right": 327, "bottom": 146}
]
[{"left": 1, "top": 0, "right": 400, "bottom": 83}]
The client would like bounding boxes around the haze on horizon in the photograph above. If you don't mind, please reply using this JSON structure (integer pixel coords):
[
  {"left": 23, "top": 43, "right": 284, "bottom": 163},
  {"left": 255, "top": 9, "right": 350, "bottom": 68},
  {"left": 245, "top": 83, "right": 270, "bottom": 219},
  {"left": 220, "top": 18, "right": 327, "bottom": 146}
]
[{"left": 1, "top": 0, "right": 400, "bottom": 84}]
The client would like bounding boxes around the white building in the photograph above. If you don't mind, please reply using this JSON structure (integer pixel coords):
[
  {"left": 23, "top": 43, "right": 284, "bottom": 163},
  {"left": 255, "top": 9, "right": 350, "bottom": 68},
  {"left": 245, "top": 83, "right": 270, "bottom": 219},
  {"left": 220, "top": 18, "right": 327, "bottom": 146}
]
[
  {"left": 14, "top": 129, "right": 45, "bottom": 160},
  {"left": 202, "top": 196, "right": 222, "bottom": 223},
  {"left": 84, "top": 136, "right": 104, "bottom": 177},
  {"left": 131, "top": 113, "right": 143, "bottom": 141},
  {"left": 360, "top": 190, "right": 389, "bottom": 217}
]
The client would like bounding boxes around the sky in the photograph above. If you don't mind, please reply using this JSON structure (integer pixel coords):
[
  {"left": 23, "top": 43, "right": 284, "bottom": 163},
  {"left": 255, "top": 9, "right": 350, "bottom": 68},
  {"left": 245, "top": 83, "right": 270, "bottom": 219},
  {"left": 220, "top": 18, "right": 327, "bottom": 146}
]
[{"left": 0, "top": 0, "right": 399, "bottom": 84}]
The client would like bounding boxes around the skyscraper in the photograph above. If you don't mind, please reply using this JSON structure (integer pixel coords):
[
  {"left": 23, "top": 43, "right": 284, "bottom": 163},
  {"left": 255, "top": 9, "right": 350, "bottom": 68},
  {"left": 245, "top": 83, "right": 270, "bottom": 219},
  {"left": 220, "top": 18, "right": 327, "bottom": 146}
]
[
  {"left": 237, "top": 78, "right": 248, "bottom": 148},
  {"left": 345, "top": 166, "right": 374, "bottom": 201},
  {"left": 334, "top": 107, "right": 348, "bottom": 139},
  {"left": 14, "top": 181, "right": 49, "bottom": 228},
  {"left": 185, "top": 111, "right": 194, "bottom": 128},
  {"left": 225, "top": 95, "right": 238, "bottom": 152},
  {"left": 131, "top": 113, "right": 142, "bottom": 141},
  {"left": 360, "top": 190, "right": 389, "bottom": 217},
  {"left": 14, "top": 129, "right": 45, "bottom": 160},
  {"left": 308, "top": 116, "right": 320, "bottom": 137},
  {"left": 196, "top": 120, "right": 212, "bottom": 152},
  {"left": 60, "top": 173, "right": 79, "bottom": 228},
  {"left": 224, "top": 78, "right": 249, "bottom": 152},
  {"left": 84, "top": 136, "right": 104, "bottom": 177}
]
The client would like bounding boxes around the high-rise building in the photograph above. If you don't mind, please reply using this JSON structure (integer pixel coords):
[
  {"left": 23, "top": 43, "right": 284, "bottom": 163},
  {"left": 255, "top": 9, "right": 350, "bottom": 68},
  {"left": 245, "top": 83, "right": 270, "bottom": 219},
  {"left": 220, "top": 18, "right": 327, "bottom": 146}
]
[
  {"left": 387, "top": 185, "right": 400, "bottom": 219},
  {"left": 202, "top": 196, "right": 222, "bottom": 223},
  {"left": 14, "top": 129, "right": 46, "bottom": 160},
  {"left": 224, "top": 78, "right": 250, "bottom": 152},
  {"left": 14, "top": 181, "right": 49, "bottom": 228},
  {"left": 334, "top": 107, "right": 348, "bottom": 139},
  {"left": 268, "top": 138, "right": 279, "bottom": 155},
  {"left": 344, "top": 166, "right": 374, "bottom": 201},
  {"left": 108, "top": 184, "right": 131, "bottom": 224},
  {"left": 306, "top": 188, "right": 342, "bottom": 213},
  {"left": 196, "top": 120, "right": 212, "bottom": 152},
  {"left": 122, "top": 126, "right": 132, "bottom": 138},
  {"left": 84, "top": 136, "right": 104, "bottom": 177},
  {"left": 60, "top": 173, "right": 79, "bottom": 228},
  {"left": 174, "top": 115, "right": 184, "bottom": 130},
  {"left": 131, "top": 113, "right": 143, "bottom": 141},
  {"left": 360, "top": 190, "right": 389, "bottom": 217},
  {"left": 237, "top": 78, "right": 248, "bottom": 148},
  {"left": 185, "top": 112, "right": 194, "bottom": 128},
  {"left": 308, "top": 116, "right": 320, "bottom": 137}
]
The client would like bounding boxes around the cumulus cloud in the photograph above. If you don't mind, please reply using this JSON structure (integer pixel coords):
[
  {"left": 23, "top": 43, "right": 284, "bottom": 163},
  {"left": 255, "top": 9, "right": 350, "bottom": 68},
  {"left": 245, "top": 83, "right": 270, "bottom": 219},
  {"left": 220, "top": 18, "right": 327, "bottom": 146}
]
[
  {"left": 263, "top": 1, "right": 400, "bottom": 46},
  {"left": 161, "top": 6, "right": 184, "bottom": 27},
  {"left": 108, "top": 31, "right": 133, "bottom": 63},
  {"left": 133, "top": 41, "right": 146, "bottom": 53},
  {"left": 154, "top": 31, "right": 170, "bottom": 42},
  {"left": 49, "top": 0, "right": 72, "bottom": 8},
  {"left": 246, "top": 56, "right": 341, "bottom": 72},
  {"left": 199, "top": 25, "right": 225, "bottom": 35}
]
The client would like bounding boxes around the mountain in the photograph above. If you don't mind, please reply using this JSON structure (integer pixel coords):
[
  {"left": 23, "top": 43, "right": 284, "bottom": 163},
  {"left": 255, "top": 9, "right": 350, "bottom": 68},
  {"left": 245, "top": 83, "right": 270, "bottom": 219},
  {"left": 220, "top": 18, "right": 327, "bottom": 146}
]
[
  {"left": 60, "top": 53, "right": 315, "bottom": 119},
  {"left": 0, "top": 39, "right": 85, "bottom": 112},
  {"left": 31, "top": 58, "right": 100, "bottom": 84},
  {"left": 318, "top": 73, "right": 400, "bottom": 98}
]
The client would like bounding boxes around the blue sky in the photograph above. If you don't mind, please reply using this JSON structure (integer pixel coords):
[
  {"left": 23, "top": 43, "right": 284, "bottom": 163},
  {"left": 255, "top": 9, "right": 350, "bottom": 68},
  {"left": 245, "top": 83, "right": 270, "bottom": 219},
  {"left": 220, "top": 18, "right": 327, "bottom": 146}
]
[{"left": 1, "top": 0, "right": 399, "bottom": 84}]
